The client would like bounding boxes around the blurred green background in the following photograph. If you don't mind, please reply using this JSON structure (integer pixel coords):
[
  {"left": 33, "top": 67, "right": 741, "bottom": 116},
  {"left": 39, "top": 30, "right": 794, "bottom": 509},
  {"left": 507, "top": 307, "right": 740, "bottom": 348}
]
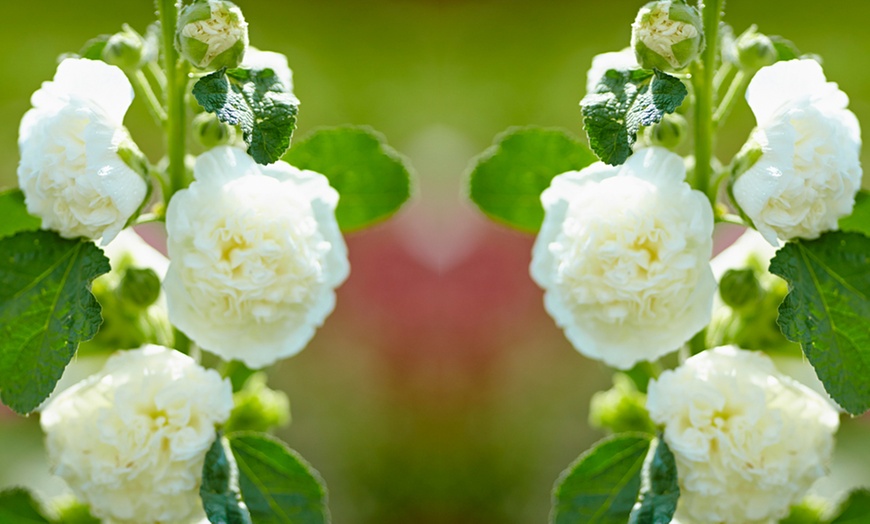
[{"left": 2, "top": 1, "right": 870, "bottom": 523}]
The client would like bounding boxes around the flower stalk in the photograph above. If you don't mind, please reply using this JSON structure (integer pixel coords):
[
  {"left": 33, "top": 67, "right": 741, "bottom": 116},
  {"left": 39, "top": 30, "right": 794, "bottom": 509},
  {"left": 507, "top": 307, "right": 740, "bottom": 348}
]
[
  {"left": 157, "top": 0, "right": 190, "bottom": 203},
  {"left": 691, "top": 0, "right": 724, "bottom": 202}
]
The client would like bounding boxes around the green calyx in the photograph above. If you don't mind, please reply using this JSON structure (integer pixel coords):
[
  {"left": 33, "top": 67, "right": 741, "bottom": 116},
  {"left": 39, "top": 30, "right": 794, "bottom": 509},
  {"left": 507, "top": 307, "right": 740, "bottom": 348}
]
[
  {"left": 176, "top": 0, "right": 249, "bottom": 71},
  {"left": 102, "top": 29, "right": 144, "bottom": 70},
  {"left": 225, "top": 373, "right": 291, "bottom": 433},
  {"left": 589, "top": 374, "right": 656, "bottom": 434},
  {"left": 118, "top": 267, "right": 161, "bottom": 308},
  {"left": 631, "top": 0, "right": 705, "bottom": 71},
  {"left": 719, "top": 268, "right": 763, "bottom": 310},
  {"left": 736, "top": 26, "right": 778, "bottom": 71},
  {"left": 645, "top": 112, "right": 688, "bottom": 149},
  {"left": 193, "top": 111, "right": 237, "bottom": 148}
]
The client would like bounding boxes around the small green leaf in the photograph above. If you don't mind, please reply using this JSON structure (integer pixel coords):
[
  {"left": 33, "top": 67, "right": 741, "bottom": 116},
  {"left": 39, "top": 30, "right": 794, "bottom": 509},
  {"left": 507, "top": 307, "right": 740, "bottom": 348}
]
[
  {"left": 769, "top": 232, "right": 870, "bottom": 415},
  {"left": 581, "top": 69, "right": 688, "bottom": 166},
  {"left": 467, "top": 127, "right": 597, "bottom": 233},
  {"left": 78, "top": 35, "right": 111, "bottom": 61},
  {"left": 283, "top": 126, "right": 413, "bottom": 232},
  {"left": 768, "top": 35, "right": 801, "bottom": 61},
  {"left": 193, "top": 67, "right": 299, "bottom": 165},
  {"left": 551, "top": 433, "right": 653, "bottom": 524},
  {"left": 201, "top": 434, "right": 253, "bottom": 524},
  {"left": 628, "top": 438, "right": 679, "bottom": 524},
  {"left": 839, "top": 191, "right": 870, "bottom": 237},
  {"left": 0, "top": 189, "right": 41, "bottom": 240},
  {"left": 228, "top": 432, "right": 329, "bottom": 524},
  {"left": 0, "top": 231, "right": 110, "bottom": 414},
  {"left": 830, "top": 489, "right": 870, "bottom": 523},
  {"left": 0, "top": 488, "right": 50, "bottom": 523}
]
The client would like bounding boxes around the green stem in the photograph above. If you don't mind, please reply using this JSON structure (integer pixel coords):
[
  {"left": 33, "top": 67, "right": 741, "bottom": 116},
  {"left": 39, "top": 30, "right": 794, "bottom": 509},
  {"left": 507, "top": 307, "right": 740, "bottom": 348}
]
[
  {"left": 713, "top": 70, "right": 749, "bottom": 127},
  {"left": 691, "top": 0, "right": 723, "bottom": 202},
  {"left": 130, "top": 70, "right": 167, "bottom": 124},
  {"left": 157, "top": 0, "right": 190, "bottom": 203}
]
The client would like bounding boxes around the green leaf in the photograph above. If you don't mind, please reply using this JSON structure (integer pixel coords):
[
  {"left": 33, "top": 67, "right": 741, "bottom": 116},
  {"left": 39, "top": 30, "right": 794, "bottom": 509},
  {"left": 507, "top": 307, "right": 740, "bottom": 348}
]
[
  {"left": 0, "top": 231, "right": 109, "bottom": 414},
  {"left": 769, "top": 35, "right": 801, "bottom": 61},
  {"left": 77, "top": 35, "right": 111, "bottom": 61},
  {"left": 628, "top": 438, "right": 679, "bottom": 524},
  {"left": 228, "top": 432, "right": 329, "bottom": 524},
  {"left": 193, "top": 67, "right": 299, "bottom": 165},
  {"left": 283, "top": 126, "right": 413, "bottom": 232},
  {"left": 769, "top": 232, "right": 870, "bottom": 415},
  {"left": 0, "top": 189, "right": 40, "bottom": 240},
  {"left": 551, "top": 433, "right": 653, "bottom": 524},
  {"left": 830, "top": 489, "right": 870, "bottom": 523},
  {"left": 467, "top": 127, "right": 597, "bottom": 233},
  {"left": 581, "top": 69, "right": 688, "bottom": 166},
  {"left": 201, "top": 434, "right": 253, "bottom": 524},
  {"left": 839, "top": 191, "right": 870, "bottom": 237},
  {"left": 0, "top": 488, "right": 50, "bottom": 523}
]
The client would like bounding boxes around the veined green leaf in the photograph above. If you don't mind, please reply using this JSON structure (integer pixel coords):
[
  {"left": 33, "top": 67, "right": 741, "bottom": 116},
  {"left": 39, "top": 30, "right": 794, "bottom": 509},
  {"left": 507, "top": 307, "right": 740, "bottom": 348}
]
[{"left": 0, "top": 189, "right": 41, "bottom": 240}]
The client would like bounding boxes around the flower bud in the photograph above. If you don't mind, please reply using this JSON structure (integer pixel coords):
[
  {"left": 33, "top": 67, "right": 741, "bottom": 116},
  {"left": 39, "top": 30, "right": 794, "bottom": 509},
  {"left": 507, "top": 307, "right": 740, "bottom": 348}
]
[
  {"left": 631, "top": 0, "right": 704, "bottom": 71},
  {"left": 736, "top": 29, "right": 777, "bottom": 71},
  {"left": 589, "top": 374, "right": 656, "bottom": 434},
  {"left": 719, "top": 268, "right": 762, "bottom": 310},
  {"left": 225, "top": 373, "right": 291, "bottom": 433},
  {"left": 118, "top": 267, "right": 162, "bottom": 308},
  {"left": 645, "top": 112, "right": 688, "bottom": 149},
  {"left": 102, "top": 29, "right": 144, "bottom": 70},
  {"left": 193, "top": 111, "right": 236, "bottom": 149},
  {"left": 176, "top": 0, "right": 248, "bottom": 71}
]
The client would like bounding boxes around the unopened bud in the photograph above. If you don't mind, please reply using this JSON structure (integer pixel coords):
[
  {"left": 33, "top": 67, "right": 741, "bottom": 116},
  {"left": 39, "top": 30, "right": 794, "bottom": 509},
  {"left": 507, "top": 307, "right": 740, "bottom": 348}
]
[
  {"left": 646, "top": 113, "right": 688, "bottom": 149},
  {"left": 176, "top": 0, "right": 249, "bottom": 71},
  {"left": 193, "top": 111, "right": 236, "bottom": 149},
  {"left": 719, "top": 268, "right": 762, "bottom": 309},
  {"left": 736, "top": 30, "right": 777, "bottom": 71},
  {"left": 102, "top": 30, "right": 144, "bottom": 70},
  {"left": 631, "top": 0, "right": 704, "bottom": 71},
  {"left": 118, "top": 267, "right": 162, "bottom": 308},
  {"left": 589, "top": 374, "right": 656, "bottom": 434}
]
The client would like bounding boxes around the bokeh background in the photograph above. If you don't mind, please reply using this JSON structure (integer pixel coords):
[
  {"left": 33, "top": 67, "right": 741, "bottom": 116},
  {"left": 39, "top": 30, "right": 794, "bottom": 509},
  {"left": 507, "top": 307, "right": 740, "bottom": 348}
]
[{"left": 2, "top": 1, "right": 870, "bottom": 523}]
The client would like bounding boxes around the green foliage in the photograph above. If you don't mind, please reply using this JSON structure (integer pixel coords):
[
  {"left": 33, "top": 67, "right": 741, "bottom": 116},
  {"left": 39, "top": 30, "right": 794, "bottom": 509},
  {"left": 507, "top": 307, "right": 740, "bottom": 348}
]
[
  {"left": 467, "top": 127, "right": 597, "bottom": 232},
  {"left": 769, "top": 35, "right": 802, "bottom": 61},
  {"left": 52, "top": 497, "right": 101, "bottom": 524},
  {"left": 0, "top": 231, "right": 109, "bottom": 414},
  {"left": 628, "top": 438, "right": 679, "bottom": 524},
  {"left": 829, "top": 489, "right": 870, "bottom": 523},
  {"left": 581, "top": 69, "right": 688, "bottom": 166},
  {"left": 193, "top": 67, "right": 299, "bottom": 165},
  {"left": 0, "top": 189, "right": 41, "bottom": 240},
  {"left": 839, "top": 191, "right": 870, "bottom": 237},
  {"left": 226, "top": 374, "right": 291, "bottom": 434},
  {"left": 228, "top": 432, "right": 330, "bottom": 524},
  {"left": 588, "top": 374, "right": 656, "bottom": 434},
  {"left": 201, "top": 435, "right": 253, "bottom": 524},
  {"left": 550, "top": 434, "right": 652, "bottom": 524},
  {"left": 284, "top": 126, "right": 413, "bottom": 233},
  {"left": 770, "top": 232, "right": 870, "bottom": 415},
  {"left": 0, "top": 488, "right": 50, "bottom": 523}
]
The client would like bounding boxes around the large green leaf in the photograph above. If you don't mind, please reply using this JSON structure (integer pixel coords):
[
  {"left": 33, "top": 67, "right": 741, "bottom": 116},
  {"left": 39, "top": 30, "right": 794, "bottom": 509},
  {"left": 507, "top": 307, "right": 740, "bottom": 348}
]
[
  {"left": 769, "top": 232, "right": 870, "bottom": 415},
  {"left": 202, "top": 434, "right": 253, "bottom": 524},
  {"left": 839, "top": 191, "right": 870, "bottom": 237},
  {"left": 0, "top": 231, "right": 109, "bottom": 414},
  {"left": 628, "top": 438, "right": 679, "bottom": 524},
  {"left": 0, "top": 488, "right": 50, "bottom": 523},
  {"left": 830, "top": 489, "right": 870, "bottom": 523},
  {"left": 581, "top": 69, "right": 687, "bottom": 166},
  {"left": 283, "top": 126, "right": 412, "bottom": 232},
  {"left": 551, "top": 433, "right": 653, "bottom": 524},
  {"left": 467, "top": 127, "right": 597, "bottom": 233},
  {"left": 193, "top": 67, "right": 299, "bottom": 165},
  {"left": 0, "top": 189, "right": 41, "bottom": 240},
  {"left": 228, "top": 432, "right": 329, "bottom": 524}
]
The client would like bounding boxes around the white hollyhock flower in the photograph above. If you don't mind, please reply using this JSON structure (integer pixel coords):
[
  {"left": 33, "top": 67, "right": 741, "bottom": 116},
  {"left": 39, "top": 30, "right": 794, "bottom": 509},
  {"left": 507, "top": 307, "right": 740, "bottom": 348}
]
[
  {"left": 40, "top": 346, "right": 232, "bottom": 524},
  {"left": 165, "top": 146, "right": 349, "bottom": 368},
  {"left": 242, "top": 47, "right": 294, "bottom": 91},
  {"left": 647, "top": 346, "right": 839, "bottom": 524},
  {"left": 586, "top": 48, "right": 638, "bottom": 93},
  {"left": 17, "top": 58, "right": 147, "bottom": 245},
  {"left": 733, "top": 59, "right": 862, "bottom": 246},
  {"left": 530, "top": 147, "right": 715, "bottom": 369}
]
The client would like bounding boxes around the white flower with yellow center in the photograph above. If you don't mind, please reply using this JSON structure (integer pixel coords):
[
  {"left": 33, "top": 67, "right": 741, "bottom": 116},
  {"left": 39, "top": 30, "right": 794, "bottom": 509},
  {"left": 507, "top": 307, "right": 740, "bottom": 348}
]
[
  {"left": 732, "top": 59, "right": 862, "bottom": 245},
  {"left": 40, "top": 346, "right": 233, "bottom": 524},
  {"left": 647, "top": 346, "right": 839, "bottom": 523},
  {"left": 531, "top": 147, "right": 715, "bottom": 369},
  {"left": 164, "top": 146, "right": 349, "bottom": 368},
  {"left": 17, "top": 58, "right": 147, "bottom": 244}
]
